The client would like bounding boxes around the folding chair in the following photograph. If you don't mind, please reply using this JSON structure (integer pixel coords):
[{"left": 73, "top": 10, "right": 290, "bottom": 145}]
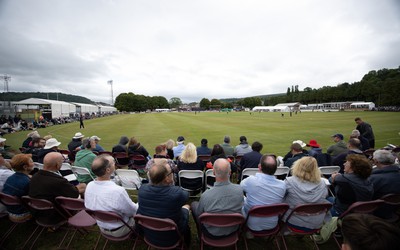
[
  {"left": 178, "top": 170, "right": 204, "bottom": 197},
  {"left": 113, "top": 152, "right": 130, "bottom": 169},
  {"left": 0, "top": 192, "right": 36, "bottom": 247},
  {"left": 198, "top": 155, "right": 211, "bottom": 164},
  {"left": 318, "top": 166, "right": 340, "bottom": 178},
  {"left": 58, "top": 149, "right": 71, "bottom": 162},
  {"left": 85, "top": 209, "right": 138, "bottom": 250},
  {"left": 134, "top": 214, "right": 185, "bottom": 250},
  {"left": 21, "top": 196, "right": 68, "bottom": 250},
  {"left": 115, "top": 169, "right": 141, "bottom": 190},
  {"left": 98, "top": 151, "right": 113, "bottom": 156},
  {"left": 55, "top": 196, "right": 97, "bottom": 249},
  {"left": 33, "top": 162, "right": 44, "bottom": 170},
  {"left": 129, "top": 154, "right": 147, "bottom": 171},
  {"left": 240, "top": 168, "right": 259, "bottom": 182},
  {"left": 333, "top": 199, "right": 385, "bottom": 248},
  {"left": 198, "top": 213, "right": 245, "bottom": 250},
  {"left": 243, "top": 203, "right": 289, "bottom": 250},
  {"left": 274, "top": 166, "right": 290, "bottom": 180},
  {"left": 378, "top": 193, "right": 400, "bottom": 222},
  {"left": 71, "top": 166, "right": 95, "bottom": 182},
  {"left": 205, "top": 169, "right": 215, "bottom": 189},
  {"left": 283, "top": 203, "right": 332, "bottom": 250}
]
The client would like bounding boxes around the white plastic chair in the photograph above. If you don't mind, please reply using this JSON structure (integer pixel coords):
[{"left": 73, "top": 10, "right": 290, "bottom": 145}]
[
  {"left": 178, "top": 170, "right": 204, "bottom": 196},
  {"left": 319, "top": 166, "right": 340, "bottom": 176},
  {"left": 205, "top": 169, "right": 215, "bottom": 189},
  {"left": 33, "top": 162, "right": 44, "bottom": 170},
  {"left": 71, "top": 166, "right": 95, "bottom": 181},
  {"left": 240, "top": 168, "right": 259, "bottom": 182},
  {"left": 274, "top": 166, "right": 290, "bottom": 178},
  {"left": 115, "top": 169, "right": 141, "bottom": 190}
]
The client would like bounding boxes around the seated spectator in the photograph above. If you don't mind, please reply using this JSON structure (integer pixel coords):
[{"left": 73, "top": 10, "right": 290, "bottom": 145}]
[
  {"left": 196, "top": 138, "right": 211, "bottom": 155},
  {"left": 220, "top": 135, "right": 234, "bottom": 156},
  {"left": 74, "top": 138, "right": 97, "bottom": 184},
  {"left": 2, "top": 154, "right": 34, "bottom": 221},
  {"left": 90, "top": 135, "right": 105, "bottom": 153},
  {"left": 22, "top": 131, "right": 40, "bottom": 148},
  {"left": 210, "top": 144, "right": 235, "bottom": 172},
  {"left": 234, "top": 136, "right": 252, "bottom": 156},
  {"left": 332, "top": 138, "right": 364, "bottom": 173},
  {"left": 284, "top": 143, "right": 308, "bottom": 168},
  {"left": 307, "top": 139, "right": 322, "bottom": 157},
  {"left": 29, "top": 152, "right": 86, "bottom": 224},
  {"left": 282, "top": 140, "right": 308, "bottom": 162},
  {"left": 350, "top": 129, "right": 370, "bottom": 151},
  {"left": 37, "top": 138, "right": 61, "bottom": 163},
  {"left": 177, "top": 143, "right": 205, "bottom": 190},
  {"left": 111, "top": 136, "right": 129, "bottom": 153},
  {"left": 0, "top": 137, "right": 14, "bottom": 159},
  {"left": 241, "top": 154, "right": 286, "bottom": 233},
  {"left": 341, "top": 213, "right": 400, "bottom": 250},
  {"left": 327, "top": 133, "right": 347, "bottom": 157},
  {"left": 329, "top": 154, "right": 373, "bottom": 216},
  {"left": 283, "top": 157, "right": 329, "bottom": 231},
  {"left": 146, "top": 145, "right": 178, "bottom": 184},
  {"left": 0, "top": 153, "right": 14, "bottom": 214},
  {"left": 68, "top": 132, "right": 84, "bottom": 152},
  {"left": 173, "top": 136, "right": 186, "bottom": 159},
  {"left": 240, "top": 141, "right": 263, "bottom": 171},
  {"left": 128, "top": 137, "right": 149, "bottom": 165},
  {"left": 191, "top": 158, "right": 243, "bottom": 239},
  {"left": 25, "top": 137, "right": 46, "bottom": 162},
  {"left": 85, "top": 154, "right": 138, "bottom": 237},
  {"left": 165, "top": 139, "right": 175, "bottom": 160},
  {"left": 138, "top": 159, "right": 191, "bottom": 246},
  {"left": 370, "top": 150, "right": 400, "bottom": 219}
]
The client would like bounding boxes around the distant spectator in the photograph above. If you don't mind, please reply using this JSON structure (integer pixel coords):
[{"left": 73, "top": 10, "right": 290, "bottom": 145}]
[
  {"left": 68, "top": 132, "right": 84, "bottom": 153},
  {"left": 196, "top": 138, "right": 211, "bottom": 155},
  {"left": 146, "top": 145, "right": 178, "bottom": 184},
  {"left": 220, "top": 135, "right": 234, "bottom": 156},
  {"left": 350, "top": 129, "right": 370, "bottom": 151},
  {"left": 307, "top": 139, "right": 322, "bottom": 157},
  {"left": 25, "top": 137, "right": 46, "bottom": 162},
  {"left": 332, "top": 138, "right": 364, "bottom": 173},
  {"left": 37, "top": 138, "right": 61, "bottom": 164},
  {"left": 128, "top": 137, "right": 149, "bottom": 165},
  {"left": 178, "top": 143, "right": 204, "bottom": 190},
  {"left": 90, "top": 135, "right": 105, "bottom": 153},
  {"left": 327, "top": 133, "right": 347, "bottom": 157},
  {"left": 22, "top": 131, "right": 40, "bottom": 148},
  {"left": 284, "top": 143, "right": 308, "bottom": 168},
  {"left": 234, "top": 136, "right": 252, "bottom": 156},
  {"left": 165, "top": 139, "right": 175, "bottom": 160},
  {"left": 355, "top": 117, "right": 375, "bottom": 148},
  {"left": 282, "top": 140, "right": 308, "bottom": 162},
  {"left": 173, "top": 136, "right": 186, "bottom": 159},
  {"left": 111, "top": 136, "right": 129, "bottom": 153}
]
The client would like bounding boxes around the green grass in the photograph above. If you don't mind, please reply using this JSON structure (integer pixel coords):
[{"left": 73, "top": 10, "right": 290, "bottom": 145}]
[
  {"left": 4, "top": 111, "right": 400, "bottom": 156},
  {"left": 1, "top": 111, "right": 399, "bottom": 249}
]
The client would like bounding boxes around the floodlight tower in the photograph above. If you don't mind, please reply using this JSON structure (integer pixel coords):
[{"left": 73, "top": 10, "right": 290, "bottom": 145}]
[
  {"left": 1, "top": 74, "right": 11, "bottom": 109},
  {"left": 107, "top": 80, "right": 113, "bottom": 105}
]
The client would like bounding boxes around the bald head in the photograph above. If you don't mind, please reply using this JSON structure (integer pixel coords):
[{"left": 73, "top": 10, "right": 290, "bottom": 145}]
[
  {"left": 213, "top": 158, "right": 230, "bottom": 181},
  {"left": 43, "top": 152, "right": 63, "bottom": 171},
  {"left": 148, "top": 159, "right": 170, "bottom": 185},
  {"left": 91, "top": 155, "right": 115, "bottom": 177},
  {"left": 260, "top": 154, "right": 278, "bottom": 175}
]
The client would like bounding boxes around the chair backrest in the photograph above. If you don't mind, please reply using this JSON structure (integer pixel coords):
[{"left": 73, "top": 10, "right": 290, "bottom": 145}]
[
  {"left": 274, "top": 166, "right": 290, "bottom": 176},
  {"left": 86, "top": 209, "right": 126, "bottom": 224},
  {"left": 380, "top": 193, "right": 400, "bottom": 205},
  {"left": 318, "top": 166, "right": 340, "bottom": 175},
  {"left": 129, "top": 154, "right": 147, "bottom": 169},
  {"left": 247, "top": 203, "right": 289, "bottom": 219},
  {"left": 134, "top": 214, "right": 183, "bottom": 249},
  {"left": 33, "top": 162, "right": 44, "bottom": 170},
  {"left": 205, "top": 169, "right": 215, "bottom": 189},
  {"left": 61, "top": 162, "right": 72, "bottom": 171},
  {"left": 21, "top": 196, "right": 55, "bottom": 211},
  {"left": 199, "top": 212, "right": 245, "bottom": 228},
  {"left": 285, "top": 203, "right": 332, "bottom": 223},
  {"left": 55, "top": 196, "right": 85, "bottom": 213},
  {"left": 226, "top": 155, "right": 235, "bottom": 162},
  {"left": 234, "top": 155, "right": 243, "bottom": 165},
  {"left": 98, "top": 151, "right": 113, "bottom": 156},
  {"left": 241, "top": 168, "right": 259, "bottom": 181},
  {"left": 0, "top": 192, "right": 22, "bottom": 206},
  {"left": 178, "top": 170, "right": 204, "bottom": 191},
  {"left": 339, "top": 200, "right": 385, "bottom": 219},
  {"left": 71, "top": 166, "right": 95, "bottom": 181},
  {"left": 198, "top": 155, "right": 211, "bottom": 163},
  {"left": 115, "top": 169, "right": 141, "bottom": 190},
  {"left": 113, "top": 152, "right": 130, "bottom": 167}
]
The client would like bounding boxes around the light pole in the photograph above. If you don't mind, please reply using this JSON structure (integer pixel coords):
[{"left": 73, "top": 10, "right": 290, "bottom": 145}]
[
  {"left": 107, "top": 80, "right": 113, "bottom": 105},
  {"left": 1, "top": 74, "right": 11, "bottom": 111}
]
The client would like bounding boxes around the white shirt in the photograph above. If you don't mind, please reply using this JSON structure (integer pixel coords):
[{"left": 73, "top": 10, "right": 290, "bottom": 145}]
[{"left": 84, "top": 180, "right": 138, "bottom": 230}]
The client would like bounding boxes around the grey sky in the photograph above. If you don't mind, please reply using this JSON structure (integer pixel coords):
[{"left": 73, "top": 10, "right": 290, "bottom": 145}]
[{"left": 0, "top": 0, "right": 399, "bottom": 104}]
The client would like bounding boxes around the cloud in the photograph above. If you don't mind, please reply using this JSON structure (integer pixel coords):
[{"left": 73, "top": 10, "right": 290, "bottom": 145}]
[{"left": 0, "top": 0, "right": 399, "bottom": 104}]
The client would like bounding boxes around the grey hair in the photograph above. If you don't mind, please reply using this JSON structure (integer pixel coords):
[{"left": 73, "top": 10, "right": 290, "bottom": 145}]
[
  {"left": 351, "top": 129, "right": 360, "bottom": 137},
  {"left": 213, "top": 159, "right": 230, "bottom": 179},
  {"left": 373, "top": 150, "right": 396, "bottom": 165}
]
